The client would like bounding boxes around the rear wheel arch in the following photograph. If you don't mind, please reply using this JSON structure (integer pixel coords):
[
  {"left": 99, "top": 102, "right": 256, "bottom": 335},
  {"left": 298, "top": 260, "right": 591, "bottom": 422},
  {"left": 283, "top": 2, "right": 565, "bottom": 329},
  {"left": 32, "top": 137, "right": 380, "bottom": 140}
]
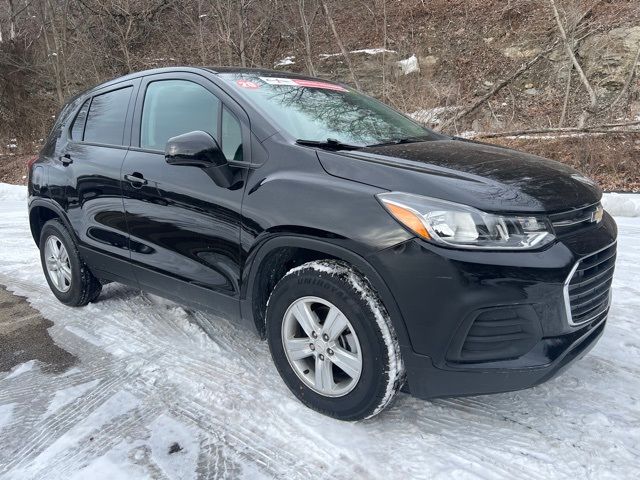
[
  {"left": 29, "top": 201, "right": 72, "bottom": 245},
  {"left": 243, "top": 236, "right": 411, "bottom": 347}
]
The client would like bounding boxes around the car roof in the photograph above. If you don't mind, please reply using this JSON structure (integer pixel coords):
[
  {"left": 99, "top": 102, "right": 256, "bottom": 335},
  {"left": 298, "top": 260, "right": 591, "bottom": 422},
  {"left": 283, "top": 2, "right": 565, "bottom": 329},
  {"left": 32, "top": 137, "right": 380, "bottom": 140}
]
[
  {"left": 79, "top": 66, "right": 343, "bottom": 100},
  {"left": 204, "top": 66, "right": 337, "bottom": 82}
]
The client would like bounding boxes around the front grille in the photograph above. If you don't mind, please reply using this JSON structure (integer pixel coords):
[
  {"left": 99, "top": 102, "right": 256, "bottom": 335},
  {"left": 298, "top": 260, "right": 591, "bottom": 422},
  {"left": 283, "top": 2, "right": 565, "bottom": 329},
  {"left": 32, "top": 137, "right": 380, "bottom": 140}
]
[
  {"left": 549, "top": 202, "right": 602, "bottom": 237},
  {"left": 565, "top": 243, "right": 616, "bottom": 326}
]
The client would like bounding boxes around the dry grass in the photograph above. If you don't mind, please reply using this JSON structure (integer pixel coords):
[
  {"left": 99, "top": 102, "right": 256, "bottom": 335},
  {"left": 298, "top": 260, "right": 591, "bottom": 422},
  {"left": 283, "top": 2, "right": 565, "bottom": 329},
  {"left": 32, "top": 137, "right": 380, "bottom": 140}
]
[{"left": 0, "top": 155, "right": 31, "bottom": 185}]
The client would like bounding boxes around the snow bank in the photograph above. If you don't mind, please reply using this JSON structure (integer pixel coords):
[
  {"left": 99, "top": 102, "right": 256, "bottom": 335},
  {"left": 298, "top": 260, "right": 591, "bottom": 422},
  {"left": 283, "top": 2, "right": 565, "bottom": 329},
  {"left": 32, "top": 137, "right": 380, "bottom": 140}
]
[
  {"left": 0, "top": 183, "right": 27, "bottom": 201},
  {"left": 410, "top": 106, "right": 459, "bottom": 125},
  {"left": 274, "top": 56, "right": 295, "bottom": 67},
  {"left": 319, "top": 48, "right": 396, "bottom": 58},
  {"left": 397, "top": 54, "right": 419, "bottom": 75},
  {"left": 602, "top": 193, "right": 640, "bottom": 217},
  {"left": 351, "top": 48, "right": 396, "bottom": 55}
]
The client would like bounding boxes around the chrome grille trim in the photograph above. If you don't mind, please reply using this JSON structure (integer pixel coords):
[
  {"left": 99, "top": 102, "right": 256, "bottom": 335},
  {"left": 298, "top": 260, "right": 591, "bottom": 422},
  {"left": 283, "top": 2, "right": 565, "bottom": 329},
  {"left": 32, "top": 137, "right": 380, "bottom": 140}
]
[{"left": 563, "top": 241, "right": 616, "bottom": 327}]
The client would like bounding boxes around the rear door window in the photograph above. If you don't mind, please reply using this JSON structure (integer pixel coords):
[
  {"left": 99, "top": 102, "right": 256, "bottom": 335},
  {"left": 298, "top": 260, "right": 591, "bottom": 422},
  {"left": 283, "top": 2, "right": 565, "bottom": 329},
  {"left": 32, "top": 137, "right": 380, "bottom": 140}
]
[
  {"left": 70, "top": 99, "right": 90, "bottom": 141},
  {"left": 140, "top": 80, "right": 221, "bottom": 151},
  {"left": 84, "top": 87, "right": 133, "bottom": 146}
]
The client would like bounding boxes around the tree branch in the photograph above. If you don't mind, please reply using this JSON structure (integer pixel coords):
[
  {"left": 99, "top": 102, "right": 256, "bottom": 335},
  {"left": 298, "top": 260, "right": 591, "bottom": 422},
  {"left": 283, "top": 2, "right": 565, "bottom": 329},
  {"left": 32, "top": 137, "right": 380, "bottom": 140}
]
[
  {"left": 440, "top": 39, "right": 559, "bottom": 130},
  {"left": 549, "top": 0, "right": 597, "bottom": 125},
  {"left": 471, "top": 120, "right": 640, "bottom": 139},
  {"left": 319, "top": 0, "right": 362, "bottom": 90}
]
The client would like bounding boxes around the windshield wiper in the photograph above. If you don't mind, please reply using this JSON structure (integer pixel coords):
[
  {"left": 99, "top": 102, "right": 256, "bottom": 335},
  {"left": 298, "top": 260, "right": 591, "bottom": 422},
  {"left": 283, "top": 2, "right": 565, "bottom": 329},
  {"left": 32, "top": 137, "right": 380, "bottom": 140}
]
[
  {"left": 367, "top": 136, "right": 431, "bottom": 147},
  {"left": 296, "top": 138, "right": 363, "bottom": 151}
]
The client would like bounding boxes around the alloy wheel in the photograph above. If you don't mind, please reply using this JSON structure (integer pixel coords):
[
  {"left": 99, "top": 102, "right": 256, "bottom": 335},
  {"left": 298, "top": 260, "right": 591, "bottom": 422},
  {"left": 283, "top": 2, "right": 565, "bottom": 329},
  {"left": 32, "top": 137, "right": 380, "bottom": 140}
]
[
  {"left": 281, "top": 296, "right": 363, "bottom": 397},
  {"left": 44, "top": 235, "right": 72, "bottom": 293}
]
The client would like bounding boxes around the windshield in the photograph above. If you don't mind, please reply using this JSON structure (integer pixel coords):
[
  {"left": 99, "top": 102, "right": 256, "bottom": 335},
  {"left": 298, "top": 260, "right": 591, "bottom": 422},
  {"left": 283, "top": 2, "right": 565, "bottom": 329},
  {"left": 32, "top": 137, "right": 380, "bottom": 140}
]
[{"left": 219, "top": 73, "right": 439, "bottom": 147}]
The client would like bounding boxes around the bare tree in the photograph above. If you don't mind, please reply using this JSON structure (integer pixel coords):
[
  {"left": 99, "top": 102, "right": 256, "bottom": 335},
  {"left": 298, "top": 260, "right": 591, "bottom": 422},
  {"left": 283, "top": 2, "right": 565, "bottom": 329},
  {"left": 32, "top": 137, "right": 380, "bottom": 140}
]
[
  {"left": 39, "top": 0, "right": 65, "bottom": 105},
  {"left": 8, "top": 0, "right": 16, "bottom": 41},
  {"left": 236, "top": 0, "right": 247, "bottom": 67},
  {"left": 297, "top": 0, "right": 316, "bottom": 75},
  {"left": 549, "top": 0, "right": 597, "bottom": 127},
  {"left": 319, "top": 0, "right": 361, "bottom": 90}
]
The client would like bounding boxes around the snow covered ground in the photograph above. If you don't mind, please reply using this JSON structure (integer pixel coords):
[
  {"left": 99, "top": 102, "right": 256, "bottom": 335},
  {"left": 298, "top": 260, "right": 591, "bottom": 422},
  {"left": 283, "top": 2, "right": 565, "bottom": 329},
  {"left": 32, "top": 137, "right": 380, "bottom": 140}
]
[{"left": 0, "top": 183, "right": 639, "bottom": 479}]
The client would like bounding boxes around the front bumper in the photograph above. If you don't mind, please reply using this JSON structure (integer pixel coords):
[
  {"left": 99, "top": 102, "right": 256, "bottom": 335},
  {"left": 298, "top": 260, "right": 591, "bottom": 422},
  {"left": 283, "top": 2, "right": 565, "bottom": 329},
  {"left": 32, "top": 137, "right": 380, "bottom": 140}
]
[{"left": 368, "top": 211, "right": 617, "bottom": 399}]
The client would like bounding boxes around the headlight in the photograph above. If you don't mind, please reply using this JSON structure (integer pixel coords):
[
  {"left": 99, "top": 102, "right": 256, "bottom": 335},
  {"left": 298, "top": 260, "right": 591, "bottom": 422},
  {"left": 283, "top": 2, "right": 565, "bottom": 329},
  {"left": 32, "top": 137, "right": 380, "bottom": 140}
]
[{"left": 377, "top": 192, "right": 555, "bottom": 250}]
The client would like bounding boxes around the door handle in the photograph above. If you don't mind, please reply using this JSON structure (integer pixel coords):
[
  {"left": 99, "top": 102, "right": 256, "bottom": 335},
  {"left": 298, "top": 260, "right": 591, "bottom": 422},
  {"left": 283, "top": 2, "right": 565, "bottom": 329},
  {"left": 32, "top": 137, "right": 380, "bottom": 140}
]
[
  {"left": 59, "top": 153, "right": 72, "bottom": 166},
  {"left": 124, "top": 173, "right": 148, "bottom": 186}
]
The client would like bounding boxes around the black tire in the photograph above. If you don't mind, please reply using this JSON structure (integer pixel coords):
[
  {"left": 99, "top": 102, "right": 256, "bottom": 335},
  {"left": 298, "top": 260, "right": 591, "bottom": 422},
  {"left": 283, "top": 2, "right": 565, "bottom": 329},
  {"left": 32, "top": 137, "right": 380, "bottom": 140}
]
[
  {"left": 39, "top": 219, "right": 102, "bottom": 307},
  {"left": 266, "top": 260, "right": 405, "bottom": 420}
]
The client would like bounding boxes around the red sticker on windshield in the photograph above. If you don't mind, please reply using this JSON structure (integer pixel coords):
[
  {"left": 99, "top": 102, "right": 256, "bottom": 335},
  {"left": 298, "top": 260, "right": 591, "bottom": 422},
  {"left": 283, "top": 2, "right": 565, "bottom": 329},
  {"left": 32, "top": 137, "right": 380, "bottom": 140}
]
[
  {"left": 259, "top": 76, "right": 347, "bottom": 91},
  {"left": 293, "top": 79, "right": 347, "bottom": 91},
  {"left": 236, "top": 79, "right": 260, "bottom": 89}
]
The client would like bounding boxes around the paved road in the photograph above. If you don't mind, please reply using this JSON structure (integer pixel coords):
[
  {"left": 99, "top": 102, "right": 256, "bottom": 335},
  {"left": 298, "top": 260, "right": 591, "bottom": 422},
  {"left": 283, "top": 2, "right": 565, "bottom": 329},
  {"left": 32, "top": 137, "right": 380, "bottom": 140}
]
[{"left": 0, "top": 285, "right": 76, "bottom": 374}]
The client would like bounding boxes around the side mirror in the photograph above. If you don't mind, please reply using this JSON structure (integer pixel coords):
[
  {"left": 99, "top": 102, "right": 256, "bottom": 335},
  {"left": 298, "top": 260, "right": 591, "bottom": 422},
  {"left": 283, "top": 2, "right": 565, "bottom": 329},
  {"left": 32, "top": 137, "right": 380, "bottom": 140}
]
[{"left": 165, "top": 130, "right": 234, "bottom": 188}]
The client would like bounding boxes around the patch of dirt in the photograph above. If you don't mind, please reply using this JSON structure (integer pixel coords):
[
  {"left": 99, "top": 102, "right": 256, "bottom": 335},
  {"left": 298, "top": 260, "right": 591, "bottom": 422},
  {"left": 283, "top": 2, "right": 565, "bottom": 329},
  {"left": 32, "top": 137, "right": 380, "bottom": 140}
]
[
  {"left": 0, "top": 284, "right": 77, "bottom": 374},
  {"left": 0, "top": 155, "right": 31, "bottom": 186}
]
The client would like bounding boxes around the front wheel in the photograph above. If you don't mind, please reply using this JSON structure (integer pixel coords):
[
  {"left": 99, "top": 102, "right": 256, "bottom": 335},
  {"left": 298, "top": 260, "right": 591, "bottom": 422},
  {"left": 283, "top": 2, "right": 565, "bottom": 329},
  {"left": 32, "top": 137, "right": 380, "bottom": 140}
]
[{"left": 266, "top": 260, "right": 404, "bottom": 420}]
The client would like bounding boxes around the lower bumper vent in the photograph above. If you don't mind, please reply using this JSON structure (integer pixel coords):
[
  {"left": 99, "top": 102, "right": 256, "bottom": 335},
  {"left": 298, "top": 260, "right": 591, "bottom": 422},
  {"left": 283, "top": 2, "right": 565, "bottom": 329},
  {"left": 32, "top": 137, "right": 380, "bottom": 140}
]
[{"left": 447, "top": 306, "right": 542, "bottom": 363}]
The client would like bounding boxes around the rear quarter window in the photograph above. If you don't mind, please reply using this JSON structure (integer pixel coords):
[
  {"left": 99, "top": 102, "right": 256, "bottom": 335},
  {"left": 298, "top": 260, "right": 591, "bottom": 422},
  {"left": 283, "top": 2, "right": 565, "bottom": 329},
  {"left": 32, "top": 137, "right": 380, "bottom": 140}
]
[
  {"left": 70, "top": 99, "right": 90, "bottom": 141},
  {"left": 84, "top": 86, "right": 133, "bottom": 146}
]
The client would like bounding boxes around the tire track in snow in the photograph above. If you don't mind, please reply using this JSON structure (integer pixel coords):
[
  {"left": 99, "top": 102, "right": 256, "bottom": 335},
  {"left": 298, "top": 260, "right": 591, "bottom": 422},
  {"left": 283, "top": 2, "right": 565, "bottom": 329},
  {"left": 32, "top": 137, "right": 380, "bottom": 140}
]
[
  {"left": 1, "top": 370, "right": 136, "bottom": 473},
  {"left": 0, "top": 277, "right": 347, "bottom": 478}
]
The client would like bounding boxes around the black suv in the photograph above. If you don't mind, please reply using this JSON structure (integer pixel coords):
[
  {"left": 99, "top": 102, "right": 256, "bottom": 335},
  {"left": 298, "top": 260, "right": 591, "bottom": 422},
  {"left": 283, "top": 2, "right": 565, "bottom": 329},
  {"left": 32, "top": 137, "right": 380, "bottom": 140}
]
[{"left": 28, "top": 67, "right": 617, "bottom": 420}]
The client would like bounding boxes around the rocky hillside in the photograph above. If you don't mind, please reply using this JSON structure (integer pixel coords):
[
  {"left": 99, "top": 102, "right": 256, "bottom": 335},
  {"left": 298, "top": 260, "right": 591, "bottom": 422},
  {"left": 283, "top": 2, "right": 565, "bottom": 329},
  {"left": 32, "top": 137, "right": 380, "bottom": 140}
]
[{"left": 1, "top": 0, "right": 638, "bottom": 189}]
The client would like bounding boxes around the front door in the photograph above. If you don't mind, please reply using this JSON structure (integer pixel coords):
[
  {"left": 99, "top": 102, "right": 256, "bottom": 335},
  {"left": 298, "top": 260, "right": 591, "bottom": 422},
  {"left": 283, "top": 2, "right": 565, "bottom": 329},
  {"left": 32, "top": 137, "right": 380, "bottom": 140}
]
[{"left": 121, "top": 73, "right": 248, "bottom": 319}]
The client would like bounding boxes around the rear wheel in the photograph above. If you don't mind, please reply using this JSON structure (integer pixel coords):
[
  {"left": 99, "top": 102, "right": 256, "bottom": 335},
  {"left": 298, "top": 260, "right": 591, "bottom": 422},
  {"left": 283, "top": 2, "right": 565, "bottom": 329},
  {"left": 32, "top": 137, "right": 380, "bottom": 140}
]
[
  {"left": 266, "top": 260, "right": 404, "bottom": 420},
  {"left": 39, "top": 219, "right": 102, "bottom": 306}
]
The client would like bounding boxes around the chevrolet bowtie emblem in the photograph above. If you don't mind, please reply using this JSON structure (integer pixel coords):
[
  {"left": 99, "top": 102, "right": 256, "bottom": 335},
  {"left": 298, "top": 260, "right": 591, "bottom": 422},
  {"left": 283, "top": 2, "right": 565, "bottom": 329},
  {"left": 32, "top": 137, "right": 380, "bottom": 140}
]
[{"left": 592, "top": 205, "right": 604, "bottom": 223}]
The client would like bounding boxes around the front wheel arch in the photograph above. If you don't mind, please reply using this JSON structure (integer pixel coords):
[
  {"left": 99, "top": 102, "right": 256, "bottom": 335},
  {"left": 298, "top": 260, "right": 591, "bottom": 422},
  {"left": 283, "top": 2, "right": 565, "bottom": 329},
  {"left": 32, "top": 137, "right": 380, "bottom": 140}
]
[{"left": 241, "top": 235, "right": 412, "bottom": 349}]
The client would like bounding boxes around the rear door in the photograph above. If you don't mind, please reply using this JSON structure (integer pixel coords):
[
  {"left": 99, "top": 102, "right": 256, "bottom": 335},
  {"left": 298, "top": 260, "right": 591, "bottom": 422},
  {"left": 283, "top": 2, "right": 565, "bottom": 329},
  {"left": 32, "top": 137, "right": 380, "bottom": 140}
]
[
  {"left": 121, "top": 72, "right": 248, "bottom": 318},
  {"left": 63, "top": 80, "right": 139, "bottom": 283}
]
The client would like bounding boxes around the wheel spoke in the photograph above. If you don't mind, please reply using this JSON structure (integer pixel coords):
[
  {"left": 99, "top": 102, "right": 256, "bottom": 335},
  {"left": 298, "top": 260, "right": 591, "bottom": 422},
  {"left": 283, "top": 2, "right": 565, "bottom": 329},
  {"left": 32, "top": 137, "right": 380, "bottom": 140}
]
[
  {"left": 57, "top": 269, "right": 67, "bottom": 289},
  {"left": 292, "top": 301, "right": 318, "bottom": 338},
  {"left": 314, "top": 356, "right": 334, "bottom": 392},
  {"left": 284, "top": 337, "right": 313, "bottom": 360},
  {"left": 60, "top": 264, "right": 72, "bottom": 283},
  {"left": 322, "top": 307, "right": 348, "bottom": 341},
  {"left": 329, "top": 346, "right": 361, "bottom": 379},
  {"left": 49, "top": 268, "right": 59, "bottom": 288},
  {"left": 58, "top": 246, "right": 69, "bottom": 264},
  {"left": 46, "top": 237, "right": 59, "bottom": 257}
]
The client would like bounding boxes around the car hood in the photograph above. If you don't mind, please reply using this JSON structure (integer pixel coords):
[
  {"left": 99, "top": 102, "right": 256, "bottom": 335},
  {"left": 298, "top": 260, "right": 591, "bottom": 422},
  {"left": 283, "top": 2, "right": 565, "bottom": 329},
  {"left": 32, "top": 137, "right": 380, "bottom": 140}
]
[{"left": 317, "top": 138, "right": 602, "bottom": 213}]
